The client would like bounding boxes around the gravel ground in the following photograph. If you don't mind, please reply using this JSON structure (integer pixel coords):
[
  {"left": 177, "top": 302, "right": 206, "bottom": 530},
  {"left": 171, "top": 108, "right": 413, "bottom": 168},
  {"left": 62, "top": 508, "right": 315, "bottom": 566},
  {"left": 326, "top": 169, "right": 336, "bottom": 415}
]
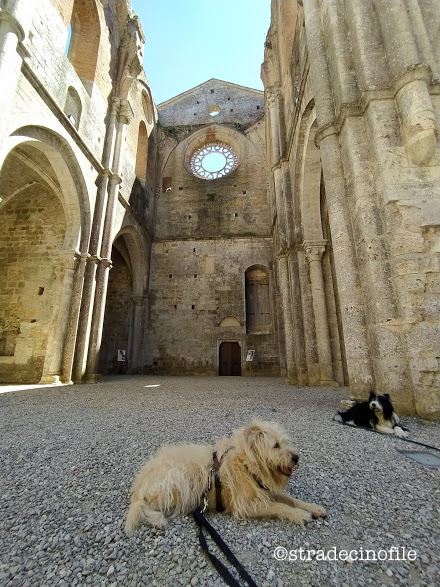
[{"left": 1, "top": 375, "right": 439, "bottom": 587}]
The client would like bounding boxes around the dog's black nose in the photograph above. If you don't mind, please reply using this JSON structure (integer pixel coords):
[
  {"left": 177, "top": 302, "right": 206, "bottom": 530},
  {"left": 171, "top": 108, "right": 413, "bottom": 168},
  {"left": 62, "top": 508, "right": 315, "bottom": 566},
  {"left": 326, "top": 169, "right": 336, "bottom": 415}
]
[{"left": 291, "top": 454, "right": 299, "bottom": 464}]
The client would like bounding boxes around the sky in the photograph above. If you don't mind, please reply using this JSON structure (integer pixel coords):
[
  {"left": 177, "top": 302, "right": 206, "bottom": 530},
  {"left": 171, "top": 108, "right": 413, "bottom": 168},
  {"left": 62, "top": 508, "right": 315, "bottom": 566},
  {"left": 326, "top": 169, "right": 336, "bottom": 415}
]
[{"left": 130, "top": 0, "right": 272, "bottom": 105}]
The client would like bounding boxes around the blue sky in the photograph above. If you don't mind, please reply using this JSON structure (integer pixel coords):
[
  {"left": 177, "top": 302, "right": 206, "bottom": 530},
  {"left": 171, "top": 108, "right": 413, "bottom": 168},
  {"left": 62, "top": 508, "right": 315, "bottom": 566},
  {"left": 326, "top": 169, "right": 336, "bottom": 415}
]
[{"left": 130, "top": 0, "right": 272, "bottom": 105}]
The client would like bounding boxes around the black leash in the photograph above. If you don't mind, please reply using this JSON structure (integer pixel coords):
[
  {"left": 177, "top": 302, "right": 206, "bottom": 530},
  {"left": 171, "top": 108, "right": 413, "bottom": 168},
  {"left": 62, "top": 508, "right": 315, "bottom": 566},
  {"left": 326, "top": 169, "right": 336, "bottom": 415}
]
[
  {"left": 337, "top": 421, "right": 440, "bottom": 452},
  {"left": 193, "top": 507, "right": 258, "bottom": 587}
]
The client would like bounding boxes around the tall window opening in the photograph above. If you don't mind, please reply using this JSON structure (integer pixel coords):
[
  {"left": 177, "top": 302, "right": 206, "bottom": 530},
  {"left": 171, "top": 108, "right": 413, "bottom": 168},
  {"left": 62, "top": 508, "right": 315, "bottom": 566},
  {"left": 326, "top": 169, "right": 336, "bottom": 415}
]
[
  {"left": 67, "top": 0, "right": 100, "bottom": 93},
  {"left": 135, "top": 122, "right": 148, "bottom": 181},
  {"left": 245, "top": 266, "right": 271, "bottom": 333}
]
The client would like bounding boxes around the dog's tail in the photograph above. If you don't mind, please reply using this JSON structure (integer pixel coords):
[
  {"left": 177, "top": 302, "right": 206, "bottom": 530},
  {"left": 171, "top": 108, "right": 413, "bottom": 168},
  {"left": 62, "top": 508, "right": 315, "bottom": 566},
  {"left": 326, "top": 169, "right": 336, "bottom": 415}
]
[{"left": 125, "top": 499, "right": 167, "bottom": 535}]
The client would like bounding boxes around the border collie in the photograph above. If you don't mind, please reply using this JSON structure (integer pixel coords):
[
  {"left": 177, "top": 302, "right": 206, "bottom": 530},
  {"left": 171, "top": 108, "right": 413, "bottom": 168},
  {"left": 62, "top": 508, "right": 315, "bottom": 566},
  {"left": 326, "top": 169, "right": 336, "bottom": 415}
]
[{"left": 334, "top": 392, "right": 408, "bottom": 437}]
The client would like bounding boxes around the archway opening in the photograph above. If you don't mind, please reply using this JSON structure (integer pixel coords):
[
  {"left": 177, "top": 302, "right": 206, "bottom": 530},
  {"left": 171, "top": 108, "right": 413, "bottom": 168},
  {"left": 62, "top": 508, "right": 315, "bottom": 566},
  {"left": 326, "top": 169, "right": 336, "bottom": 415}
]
[
  {"left": 0, "top": 144, "right": 67, "bottom": 382},
  {"left": 100, "top": 240, "right": 133, "bottom": 374}
]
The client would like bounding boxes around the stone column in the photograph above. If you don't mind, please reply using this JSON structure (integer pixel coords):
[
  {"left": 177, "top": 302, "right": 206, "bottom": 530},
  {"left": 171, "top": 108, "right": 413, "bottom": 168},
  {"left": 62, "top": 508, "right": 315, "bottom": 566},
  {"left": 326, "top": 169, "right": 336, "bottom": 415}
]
[
  {"left": 85, "top": 100, "right": 131, "bottom": 382},
  {"left": 304, "top": 0, "right": 375, "bottom": 397},
  {"left": 297, "top": 246, "right": 320, "bottom": 384},
  {"left": 0, "top": 1, "right": 33, "bottom": 139},
  {"left": 267, "top": 88, "right": 281, "bottom": 165},
  {"left": 40, "top": 251, "right": 79, "bottom": 384},
  {"left": 71, "top": 100, "right": 118, "bottom": 382},
  {"left": 304, "top": 241, "right": 336, "bottom": 385},
  {"left": 61, "top": 253, "right": 88, "bottom": 383},
  {"left": 278, "top": 255, "right": 297, "bottom": 384},
  {"left": 287, "top": 249, "right": 308, "bottom": 385},
  {"left": 71, "top": 255, "right": 98, "bottom": 382}
]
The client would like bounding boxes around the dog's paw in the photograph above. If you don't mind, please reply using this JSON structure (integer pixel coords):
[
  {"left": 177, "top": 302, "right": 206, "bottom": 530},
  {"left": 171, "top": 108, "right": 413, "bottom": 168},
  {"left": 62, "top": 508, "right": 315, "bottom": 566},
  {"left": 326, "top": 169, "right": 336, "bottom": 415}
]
[
  {"left": 148, "top": 512, "right": 167, "bottom": 529},
  {"left": 394, "top": 426, "right": 408, "bottom": 438},
  {"left": 288, "top": 508, "right": 313, "bottom": 526},
  {"left": 333, "top": 413, "right": 343, "bottom": 423},
  {"left": 307, "top": 503, "right": 326, "bottom": 518}
]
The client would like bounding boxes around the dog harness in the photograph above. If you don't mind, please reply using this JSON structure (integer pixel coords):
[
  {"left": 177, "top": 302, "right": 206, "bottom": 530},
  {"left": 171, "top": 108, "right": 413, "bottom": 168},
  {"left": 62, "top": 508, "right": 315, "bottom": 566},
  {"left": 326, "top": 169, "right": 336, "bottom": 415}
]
[
  {"left": 199, "top": 447, "right": 234, "bottom": 513},
  {"left": 212, "top": 451, "right": 225, "bottom": 512}
]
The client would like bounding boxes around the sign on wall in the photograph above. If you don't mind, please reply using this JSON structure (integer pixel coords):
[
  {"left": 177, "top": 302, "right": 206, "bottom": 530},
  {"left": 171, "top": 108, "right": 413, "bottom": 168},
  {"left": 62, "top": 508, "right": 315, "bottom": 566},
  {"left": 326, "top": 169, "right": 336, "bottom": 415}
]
[{"left": 246, "top": 350, "right": 255, "bottom": 362}]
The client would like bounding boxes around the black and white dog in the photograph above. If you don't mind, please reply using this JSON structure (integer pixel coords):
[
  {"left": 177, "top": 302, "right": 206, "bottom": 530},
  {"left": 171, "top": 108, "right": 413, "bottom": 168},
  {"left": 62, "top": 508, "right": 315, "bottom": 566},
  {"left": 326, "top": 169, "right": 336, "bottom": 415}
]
[{"left": 334, "top": 392, "right": 408, "bottom": 437}]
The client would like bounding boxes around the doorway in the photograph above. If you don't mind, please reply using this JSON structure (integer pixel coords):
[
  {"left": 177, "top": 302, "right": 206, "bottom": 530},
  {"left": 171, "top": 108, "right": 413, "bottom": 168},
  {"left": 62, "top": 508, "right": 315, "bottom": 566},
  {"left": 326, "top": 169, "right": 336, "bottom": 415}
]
[{"left": 219, "top": 342, "right": 241, "bottom": 376}]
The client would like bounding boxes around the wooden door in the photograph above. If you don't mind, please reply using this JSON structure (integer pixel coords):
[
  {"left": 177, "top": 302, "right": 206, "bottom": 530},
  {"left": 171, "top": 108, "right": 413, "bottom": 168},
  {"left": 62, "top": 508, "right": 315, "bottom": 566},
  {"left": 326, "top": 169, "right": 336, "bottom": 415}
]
[{"left": 219, "top": 342, "right": 241, "bottom": 376}]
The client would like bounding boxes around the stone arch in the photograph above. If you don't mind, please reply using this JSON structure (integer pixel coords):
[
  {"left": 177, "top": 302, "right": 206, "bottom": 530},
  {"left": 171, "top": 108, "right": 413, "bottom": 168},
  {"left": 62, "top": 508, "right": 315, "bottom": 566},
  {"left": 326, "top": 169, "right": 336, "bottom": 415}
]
[
  {"left": 293, "top": 101, "right": 348, "bottom": 386},
  {"left": 3, "top": 125, "right": 91, "bottom": 251},
  {"left": 0, "top": 126, "right": 92, "bottom": 384},
  {"left": 181, "top": 124, "right": 246, "bottom": 176},
  {"left": 296, "top": 102, "right": 323, "bottom": 242},
  {"left": 0, "top": 129, "right": 91, "bottom": 383},
  {"left": 100, "top": 224, "right": 148, "bottom": 374},
  {"left": 219, "top": 316, "right": 241, "bottom": 328}
]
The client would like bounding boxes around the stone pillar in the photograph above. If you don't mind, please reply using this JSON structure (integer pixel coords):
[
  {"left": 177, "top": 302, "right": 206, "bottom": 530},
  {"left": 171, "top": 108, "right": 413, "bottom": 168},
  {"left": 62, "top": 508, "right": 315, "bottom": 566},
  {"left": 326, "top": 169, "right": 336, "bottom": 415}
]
[
  {"left": 273, "top": 167, "right": 288, "bottom": 251},
  {"left": 297, "top": 246, "right": 320, "bottom": 384},
  {"left": 71, "top": 256, "right": 98, "bottom": 382},
  {"left": 287, "top": 249, "right": 308, "bottom": 385},
  {"left": 267, "top": 88, "right": 281, "bottom": 165},
  {"left": 71, "top": 101, "right": 118, "bottom": 382},
  {"left": 304, "top": 0, "right": 375, "bottom": 397},
  {"left": 304, "top": 241, "right": 337, "bottom": 385},
  {"left": 278, "top": 254, "right": 297, "bottom": 384},
  {"left": 40, "top": 251, "right": 79, "bottom": 384},
  {"left": 130, "top": 296, "right": 145, "bottom": 373},
  {"left": 85, "top": 100, "right": 131, "bottom": 382},
  {"left": 0, "top": 1, "right": 33, "bottom": 138},
  {"left": 61, "top": 253, "right": 88, "bottom": 383}
]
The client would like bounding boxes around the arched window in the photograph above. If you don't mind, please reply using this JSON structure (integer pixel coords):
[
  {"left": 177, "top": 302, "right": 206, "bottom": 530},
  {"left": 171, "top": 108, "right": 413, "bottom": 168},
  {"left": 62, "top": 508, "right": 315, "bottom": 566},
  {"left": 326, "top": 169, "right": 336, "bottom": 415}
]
[
  {"left": 64, "top": 86, "right": 82, "bottom": 129},
  {"left": 66, "top": 0, "right": 100, "bottom": 93},
  {"left": 245, "top": 266, "right": 271, "bottom": 333},
  {"left": 142, "top": 90, "right": 154, "bottom": 125},
  {"left": 135, "top": 122, "right": 148, "bottom": 181}
]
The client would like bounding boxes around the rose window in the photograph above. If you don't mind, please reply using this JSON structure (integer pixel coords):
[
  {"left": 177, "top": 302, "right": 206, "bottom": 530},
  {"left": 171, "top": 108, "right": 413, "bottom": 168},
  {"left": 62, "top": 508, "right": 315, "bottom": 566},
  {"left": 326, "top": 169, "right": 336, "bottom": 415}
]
[{"left": 190, "top": 143, "right": 238, "bottom": 180}]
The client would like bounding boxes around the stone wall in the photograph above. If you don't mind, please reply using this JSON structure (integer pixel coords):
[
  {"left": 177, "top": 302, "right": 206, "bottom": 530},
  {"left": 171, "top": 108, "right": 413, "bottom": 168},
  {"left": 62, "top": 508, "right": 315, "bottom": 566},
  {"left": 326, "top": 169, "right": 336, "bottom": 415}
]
[{"left": 262, "top": 0, "right": 440, "bottom": 419}]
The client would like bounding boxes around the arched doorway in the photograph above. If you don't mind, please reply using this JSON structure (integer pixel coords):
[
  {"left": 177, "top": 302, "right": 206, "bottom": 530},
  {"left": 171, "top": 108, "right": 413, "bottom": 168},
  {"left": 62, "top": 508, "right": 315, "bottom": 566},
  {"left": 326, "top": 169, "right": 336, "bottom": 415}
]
[
  {"left": 100, "top": 241, "right": 133, "bottom": 374},
  {"left": 219, "top": 342, "right": 241, "bottom": 376},
  {"left": 99, "top": 227, "right": 148, "bottom": 375}
]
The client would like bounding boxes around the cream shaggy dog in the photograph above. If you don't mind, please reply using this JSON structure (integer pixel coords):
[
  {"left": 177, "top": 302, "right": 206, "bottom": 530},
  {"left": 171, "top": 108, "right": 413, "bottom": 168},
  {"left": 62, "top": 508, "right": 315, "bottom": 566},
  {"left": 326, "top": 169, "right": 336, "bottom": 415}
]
[{"left": 125, "top": 420, "right": 326, "bottom": 534}]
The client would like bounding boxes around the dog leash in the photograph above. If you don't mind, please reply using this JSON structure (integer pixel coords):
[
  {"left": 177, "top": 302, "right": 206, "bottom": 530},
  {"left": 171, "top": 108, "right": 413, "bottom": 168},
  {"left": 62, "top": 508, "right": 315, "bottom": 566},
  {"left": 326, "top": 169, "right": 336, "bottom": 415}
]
[
  {"left": 337, "top": 421, "right": 440, "bottom": 452},
  {"left": 192, "top": 507, "right": 258, "bottom": 587}
]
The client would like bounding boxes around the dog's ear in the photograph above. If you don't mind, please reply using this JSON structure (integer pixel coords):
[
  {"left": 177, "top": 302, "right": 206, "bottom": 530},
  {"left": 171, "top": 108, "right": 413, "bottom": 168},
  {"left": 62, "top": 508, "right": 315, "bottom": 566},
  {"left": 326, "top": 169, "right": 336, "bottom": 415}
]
[
  {"left": 244, "top": 421, "right": 266, "bottom": 445},
  {"left": 368, "top": 391, "right": 375, "bottom": 401},
  {"left": 383, "top": 393, "right": 390, "bottom": 399}
]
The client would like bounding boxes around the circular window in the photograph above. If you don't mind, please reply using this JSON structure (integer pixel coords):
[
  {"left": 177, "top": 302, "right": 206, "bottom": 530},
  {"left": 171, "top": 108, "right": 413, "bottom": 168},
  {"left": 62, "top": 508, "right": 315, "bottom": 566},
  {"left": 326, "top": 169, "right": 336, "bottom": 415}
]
[{"left": 190, "top": 143, "right": 238, "bottom": 180}]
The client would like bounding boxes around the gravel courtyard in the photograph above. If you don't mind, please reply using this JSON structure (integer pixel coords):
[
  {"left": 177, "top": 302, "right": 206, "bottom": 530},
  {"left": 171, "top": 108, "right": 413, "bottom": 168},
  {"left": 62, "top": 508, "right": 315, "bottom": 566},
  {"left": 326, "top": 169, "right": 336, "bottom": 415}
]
[{"left": 1, "top": 376, "right": 439, "bottom": 587}]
